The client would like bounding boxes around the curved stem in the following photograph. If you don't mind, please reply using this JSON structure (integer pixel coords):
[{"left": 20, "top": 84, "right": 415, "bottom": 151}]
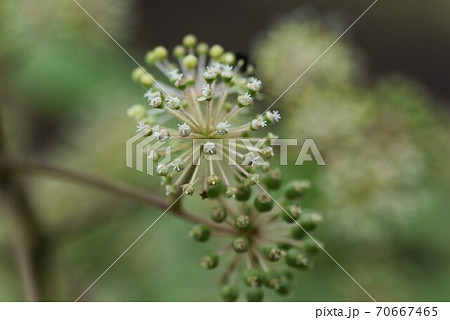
[{"left": 0, "top": 157, "right": 234, "bottom": 234}]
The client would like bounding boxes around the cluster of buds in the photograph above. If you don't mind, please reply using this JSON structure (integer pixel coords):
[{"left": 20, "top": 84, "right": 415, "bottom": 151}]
[
  {"left": 190, "top": 173, "right": 323, "bottom": 301},
  {"left": 127, "top": 36, "right": 323, "bottom": 301},
  {"left": 127, "top": 35, "right": 281, "bottom": 198}
]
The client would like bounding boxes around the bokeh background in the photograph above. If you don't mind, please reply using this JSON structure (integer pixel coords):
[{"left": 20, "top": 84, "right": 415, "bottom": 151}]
[{"left": 0, "top": 0, "right": 449, "bottom": 301}]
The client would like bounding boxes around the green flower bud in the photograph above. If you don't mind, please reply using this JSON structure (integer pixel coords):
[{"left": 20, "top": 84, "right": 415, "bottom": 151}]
[
  {"left": 144, "top": 50, "right": 157, "bottom": 65},
  {"left": 189, "top": 224, "right": 211, "bottom": 242},
  {"left": 201, "top": 251, "right": 219, "bottom": 270},
  {"left": 207, "top": 181, "right": 226, "bottom": 198},
  {"left": 209, "top": 44, "right": 224, "bottom": 60},
  {"left": 281, "top": 204, "right": 302, "bottom": 223},
  {"left": 182, "top": 34, "right": 197, "bottom": 48},
  {"left": 232, "top": 237, "right": 250, "bottom": 253},
  {"left": 139, "top": 73, "right": 154, "bottom": 88},
  {"left": 165, "top": 184, "right": 177, "bottom": 196},
  {"left": 290, "top": 226, "right": 306, "bottom": 240},
  {"left": 248, "top": 173, "right": 260, "bottom": 185},
  {"left": 221, "top": 52, "right": 236, "bottom": 65},
  {"left": 234, "top": 214, "right": 252, "bottom": 231},
  {"left": 254, "top": 193, "right": 274, "bottom": 212},
  {"left": 210, "top": 206, "right": 227, "bottom": 223},
  {"left": 262, "top": 168, "right": 283, "bottom": 190},
  {"left": 196, "top": 42, "right": 209, "bottom": 55},
  {"left": 302, "top": 237, "right": 322, "bottom": 255},
  {"left": 172, "top": 45, "right": 186, "bottom": 58},
  {"left": 284, "top": 180, "right": 310, "bottom": 199},
  {"left": 156, "top": 164, "right": 169, "bottom": 176},
  {"left": 243, "top": 268, "right": 263, "bottom": 287},
  {"left": 262, "top": 244, "right": 282, "bottom": 262},
  {"left": 183, "top": 54, "right": 198, "bottom": 69},
  {"left": 246, "top": 287, "right": 263, "bottom": 302},
  {"left": 275, "top": 275, "right": 292, "bottom": 295},
  {"left": 153, "top": 46, "right": 168, "bottom": 60},
  {"left": 131, "top": 67, "right": 145, "bottom": 83},
  {"left": 225, "top": 186, "right": 238, "bottom": 198},
  {"left": 263, "top": 270, "right": 281, "bottom": 290},
  {"left": 220, "top": 284, "right": 239, "bottom": 302},
  {"left": 181, "top": 183, "right": 195, "bottom": 196},
  {"left": 299, "top": 211, "right": 322, "bottom": 231},
  {"left": 235, "top": 184, "right": 252, "bottom": 202},
  {"left": 127, "top": 104, "right": 147, "bottom": 122},
  {"left": 285, "top": 248, "right": 309, "bottom": 270}
]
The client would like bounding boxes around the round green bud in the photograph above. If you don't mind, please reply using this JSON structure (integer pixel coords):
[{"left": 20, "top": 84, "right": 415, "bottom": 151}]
[
  {"left": 196, "top": 42, "right": 209, "bottom": 55},
  {"left": 209, "top": 44, "right": 224, "bottom": 60},
  {"left": 131, "top": 67, "right": 145, "bottom": 83},
  {"left": 220, "top": 284, "right": 239, "bottom": 302},
  {"left": 165, "top": 184, "right": 177, "bottom": 196},
  {"left": 139, "top": 73, "right": 154, "bottom": 88},
  {"left": 248, "top": 173, "right": 260, "bottom": 186},
  {"left": 262, "top": 168, "right": 283, "bottom": 190},
  {"left": 263, "top": 270, "right": 281, "bottom": 290},
  {"left": 181, "top": 183, "right": 195, "bottom": 196},
  {"left": 207, "top": 181, "right": 226, "bottom": 198},
  {"left": 254, "top": 193, "right": 273, "bottom": 212},
  {"left": 232, "top": 237, "right": 250, "bottom": 253},
  {"left": 290, "top": 226, "right": 306, "bottom": 240},
  {"left": 262, "top": 244, "right": 282, "bottom": 262},
  {"left": 225, "top": 186, "right": 238, "bottom": 198},
  {"left": 156, "top": 163, "right": 169, "bottom": 176},
  {"left": 275, "top": 275, "right": 292, "bottom": 295},
  {"left": 285, "top": 248, "right": 309, "bottom": 270},
  {"left": 182, "top": 34, "right": 197, "bottom": 48},
  {"left": 127, "top": 104, "right": 147, "bottom": 122},
  {"left": 144, "top": 50, "right": 157, "bottom": 65},
  {"left": 281, "top": 204, "right": 302, "bottom": 223},
  {"left": 302, "top": 237, "right": 322, "bottom": 255},
  {"left": 243, "top": 268, "right": 263, "bottom": 287},
  {"left": 183, "top": 54, "right": 198, "bottom": 69},
  {"left": 300, "top": 211, "right": 322, "bottom": 231},
  {"left": 246, "top": 287, "right": 263, "bottom": 302},
  {"left": 189, "top": 224, "right": 210, "bottom": 242},
  {"left": 234, "top": 215, "right": 252, "bottom": 231},
  {"left": 235, "top": 185, "right": 252, "bottom": 202},
  {"left": 172, "top": 45, "right": 186, "bottom": 59},
  {"left": 284, "top": 180, "right": 310, "bottom": 199},
  {"left": 221, "top": 52, "right": 236, "bottom": 65},
  {"left": 210, "top": 206, "right": 227, "bottom": 223},
  {"left": 201, "top": 251, "right": 219, "bottom": 269},
  {"left": 153, "top": 46, "right": 168, "bottom": 60}
]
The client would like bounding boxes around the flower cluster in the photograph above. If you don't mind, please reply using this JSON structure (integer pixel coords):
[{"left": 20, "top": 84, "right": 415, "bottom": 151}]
[
  {"left": 190, "top": 172, "right": 323, "bottom": 302},
  {"left": 127, "top": 34, "right": 281, "bottom": 198}
]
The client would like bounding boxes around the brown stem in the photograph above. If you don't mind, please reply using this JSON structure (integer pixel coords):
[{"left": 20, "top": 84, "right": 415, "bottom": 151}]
[{"left": 0, "top": 157, "right": 234, "bottom": 234}]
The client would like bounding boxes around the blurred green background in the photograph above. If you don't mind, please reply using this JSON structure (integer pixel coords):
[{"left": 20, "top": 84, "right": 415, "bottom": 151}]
[{"left": 0, "top": 0, "right": 449, "bottom": 301}]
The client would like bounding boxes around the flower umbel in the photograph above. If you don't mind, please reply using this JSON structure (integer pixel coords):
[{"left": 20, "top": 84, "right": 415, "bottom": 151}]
[{"left": 127, "top": 34, "right": 281, "bottom": 198}]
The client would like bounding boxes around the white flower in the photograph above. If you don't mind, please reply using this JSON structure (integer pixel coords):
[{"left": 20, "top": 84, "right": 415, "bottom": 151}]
[
  {"left": 221, "top": 65, "right": 234, "bottom": 79},
  {"left": 153, "top": 129, "right": 169, "bottom": 142},
  {"left": 166, "top": 96, "right": 181, "bottom": 110},
  {"left": 143, "top": 89, "right": 160, "bottom": 100},
  {"left": 272, "top": 110, "right": 281, "bottom": 122},
  {"left": 251, "top": 118, "right": 267, "bottom": 131},
  {"left": 149, "top": 96, "right": 162, "bottom": 108},
  {"left": 136, "top": 122, "right": 151, "bottom": 133},
  {"left": 203, "top": 142, "right": 216, "bottom": 154},
  {"left": 244, "top": 152, "right": 261, "bottom": 167},
  {"left": 168, "top": 69, "right": 183, "bottom": 81},
  {"left": 170, "top": 159, "right": 185, "bottom": 172},
  {"left": 216, "top": 121, "right": 231, "bottom": 135},
  {"left": 197, "top": 84, "right": 214, "bottom": 101},
  {"left": 247, "top": 77, "right": 262, "bottom": 92},
  {"left": 238, "top": 93, "right": 253, "bottom": 107},
  {"left": 203, "top": 66, "right": 217, "bottom": 80},
  {"left": 177, "top": 122, "right": 191, "bottom": 137}
]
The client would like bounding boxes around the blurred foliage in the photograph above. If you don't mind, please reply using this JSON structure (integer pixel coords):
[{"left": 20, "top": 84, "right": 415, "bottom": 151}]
[{"left": 0, "top": 4, "right": 449, "bottom": 302}]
